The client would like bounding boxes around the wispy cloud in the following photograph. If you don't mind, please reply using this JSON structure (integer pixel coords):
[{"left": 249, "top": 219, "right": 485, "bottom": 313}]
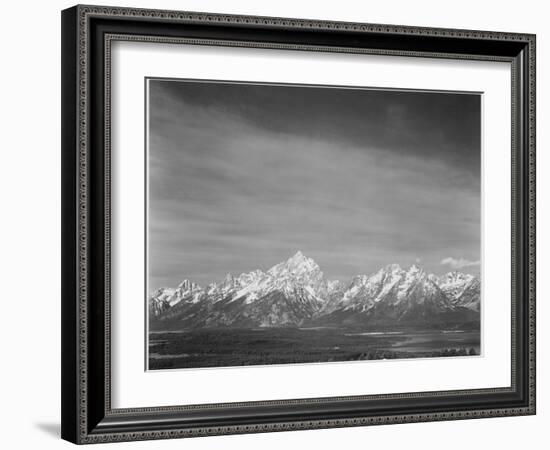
[{"left": 440, "top": 257, "right": 480, "bottom": 270}]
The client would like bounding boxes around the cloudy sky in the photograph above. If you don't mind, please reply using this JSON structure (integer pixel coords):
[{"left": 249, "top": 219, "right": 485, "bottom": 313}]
[{"left": 147, "top": 79, "right": 481, "bottom": 290}]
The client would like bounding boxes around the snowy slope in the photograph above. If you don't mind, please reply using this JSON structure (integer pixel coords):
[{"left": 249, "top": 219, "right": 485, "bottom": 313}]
[{"left": 149, "top": 253, "right": 481, "bottom": 329}]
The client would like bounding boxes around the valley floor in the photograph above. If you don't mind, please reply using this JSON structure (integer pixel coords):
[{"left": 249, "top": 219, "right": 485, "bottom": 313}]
[{"left": 148, "top": 326, "right": 481, "bottom": 370}]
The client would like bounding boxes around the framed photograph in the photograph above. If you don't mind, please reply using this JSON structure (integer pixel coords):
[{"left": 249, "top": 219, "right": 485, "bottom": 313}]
[{"left": 61, "top": 5, "right": 536, "bottom": 444}]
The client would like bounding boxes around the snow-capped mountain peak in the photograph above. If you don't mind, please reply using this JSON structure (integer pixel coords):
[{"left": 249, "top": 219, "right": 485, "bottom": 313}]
[
  {"left": 268, "top": 251, "right": 320, "bottom": 277},
  {"left": 407, "top": 264, "right": 423, "bottom": 275},
  {"left": 383, "top": 263, "right": 404, "bottom": 275},
  {"left": 176, "top": 279, "right": 201, "bottom": 292},
  {"left": 149, "top": 254, "right": 481, "bottom": 328},
  {"left": 438, "top": 271, "right": 476, "bottom": 303},
  {"left": 170, "top": 279, "right": 205, "bottom": 306},
  {"left": 440, "top": 271, "right": 474, "bottom": 285}
]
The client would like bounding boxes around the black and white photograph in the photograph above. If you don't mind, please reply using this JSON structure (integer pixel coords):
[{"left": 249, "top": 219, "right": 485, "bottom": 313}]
[
  {"left": 54, "top": 3, "right": 537, "bottom": 445},
  {"left": 146, "top": 79, "right": 482, "bottom": 370}
]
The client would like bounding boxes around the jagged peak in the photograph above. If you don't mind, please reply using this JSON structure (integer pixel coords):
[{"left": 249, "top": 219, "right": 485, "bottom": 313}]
[
  {"left": 286, "top": 250, "right": 316, "bottom": 267},
  {"left": 406, "top": 264, "right": 425, "bottom": 278},
  {"left": 149, "top": 286, "right": 175, "bottom": 298},
  {"left": 223, "top": 273, "right": 234, "bottom": 283},
  {"left": 291, "top": 250, "right": 306, "bottom": 260},
  {"left": 350, "top": 273, "right": 370, "bottom": 283},
  {"left": 268, "top": 251, "right": 321, "bottom": 276},
  {"left": 177, "top": 279, "right": 202, "bottom": 291},
  {"left": 153, "top": 259, "right": 480, "bottom": 312},
  {"left": 440, "top": 271, "right": 475, "bottom": 284},
  {"left": 235, "top": 269, "right": 264, "bottom": 283},
  {"left": 378, "top": 263, "right": 405, "bottom": 276}
]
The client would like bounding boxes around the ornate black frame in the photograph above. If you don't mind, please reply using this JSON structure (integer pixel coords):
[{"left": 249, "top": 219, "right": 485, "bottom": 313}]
[{"left": 61, "top": 4, "right": 536, "bottom": 444}]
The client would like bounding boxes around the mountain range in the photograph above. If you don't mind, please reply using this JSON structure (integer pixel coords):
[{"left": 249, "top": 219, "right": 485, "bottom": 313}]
[{"left": 149, "top": 251, "right": 480, "bottom": 330}]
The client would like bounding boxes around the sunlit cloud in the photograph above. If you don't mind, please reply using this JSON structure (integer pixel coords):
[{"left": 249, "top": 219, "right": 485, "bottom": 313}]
[{"left": 440, "top": 257, "right": 480, "bottom": 270}]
